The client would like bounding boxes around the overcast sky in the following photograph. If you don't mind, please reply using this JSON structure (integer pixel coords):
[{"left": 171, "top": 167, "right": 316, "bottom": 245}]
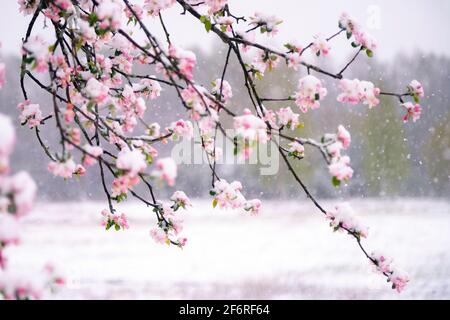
[{"left": 1, "top": 0, "right": 449, "bottom": 63}]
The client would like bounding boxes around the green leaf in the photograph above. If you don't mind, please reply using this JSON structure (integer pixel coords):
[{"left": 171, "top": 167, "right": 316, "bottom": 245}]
[
  {"left": 212, "top": 198, "right": 218, "bottom": 208},
  {"left": 332, "top": 176, "right": 341, "bottom": 187},
  {"left": 200, "top": 15, "right": 212, "bottom": 32},
  {"left": 351, "top": 42, "right": 359, "bottom": 48},
  {"left": 413, "top": 94, "right": 420, "bottom": 103},
  {"left": 115, "top": 224, "right": 120, "bottom": 231},
  {"left": 209, "top": 190, "right": 216, "bottom": 196},
  {"left": 314, "top": 93, "right": 320, "bottom": 101},
  {"left": 366, "top": 49, "right": 374, "bottom": 58},
  {"left": 346, "top": 31, "right": 352, "bottom": 39}
]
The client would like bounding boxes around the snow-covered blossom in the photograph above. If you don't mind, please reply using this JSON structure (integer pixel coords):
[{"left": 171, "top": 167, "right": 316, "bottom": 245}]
[
  {"left": 168, "top": 45, "right": 197, "bottom": 81},
  {"left": 180, "top": 85, "right": 211, "bottom": 120},
  {"left": 211, "top": 78, "right": 233, "bottom": 104},
  {"left": 328, "top": 155, "right": 353, "bottom": 182},
  {"left": 152, "top": 158, "right": 177, "bottom": 186},
  {"left": 276, "top": 107, "right": 300, "bottom": 130},
  {"left": 170, "top": 191, "right": 192, "bottom": 209},
  {"left": 312, "top": 34, "right": 331, "bottom": 56},
  {"left": 370, "top": 252, "right": 409, "bottom": 293},
  {"left": 326, "top": 202, "right": 368, "bottom": 239},
  {"left": 17, "top": 101, "right": 43, "bottom": 129},
  {"left": 288, "top": 141, "right": 305, "bottom": 157},
  {"left": 337, "top": 125, "right": 351, "bottom": 149},
  {"left": 22, "top": 35, "right": 49, "bottom": 72},
  {"left": 401, "top": 102, "right": 422, "bottom": 123},
  {"left": 0, "top": 114, "right": 16, "bottom": 174},
  {"left": 116, "top": 149, "right": 147, "bottom": 177},
  {"left": 244, "top": 199, "right": 262, "bottom": 215},
  {"left": 96, "top": 0, "right": 123, "bottom": 31},
  {"left": 144, "top": 0, "right": 175, "bottom": 16},
  {"left": 211, "top": 179, "right": 246, "bottom": 210},
  {"left": 168, "top": 119, "right": 194, "bottom": 140},
  {"left": 337, "top": 79, "right": 380, "bottom": 108},
  {"left": 408, "top": 80, "right": 424, "bottom": 98},
  {"left": 150, "top": 227, "right": 168, "bottom": 244},
  {"left": 82, "top": 145, "right": 103, "bottom": 167},
  {"left": 286, "top": 52, "right": 302, "bottom": 71},
  {"left": 134, "top": 78, "right": 162, "bottom": 100},
  {"left": 204, "top": 0, "right": 228, "bottom": 14},
  {"left": 252, "top": 51, "right": 280, "bottom": 75},
  {"left": 101, "top": 209, "right": 129, "bottom": 231},
  {"left": 339, "top": 12, "right": 377, "bottom": 53},
  {"left": 111, "top": 175, "right": 140, "bottom": 197},
  {"left": 294, "top": 75, "right": 328, "bottom": 113},
  {"left": 47, "top": 158, "right": 77, "bottom": 179},
  {"left": 249, "top": 12, "right": 283, "bottom": 36},
  {"left": 234, "top": 109, "right": 268, "bottom": 142},
  {"left": 215, "top": 16, "right": 234, "bottom": 33},
  {"left": 84, "top": 78, "right": 110, "bottom": 105},
  {"left": 2, "top": 171, "right": 37, "bottom": 217}
]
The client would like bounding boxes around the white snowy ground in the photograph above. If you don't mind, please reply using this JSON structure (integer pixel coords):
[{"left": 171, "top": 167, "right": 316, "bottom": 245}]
[{"left": 7, "top": 199, "right": 450, "bottom": 299}]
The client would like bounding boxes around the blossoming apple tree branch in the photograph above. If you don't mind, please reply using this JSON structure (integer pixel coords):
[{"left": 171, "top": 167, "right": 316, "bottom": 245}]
[{"left": 17, "top": 0, "right": 425, "bottom": 292}]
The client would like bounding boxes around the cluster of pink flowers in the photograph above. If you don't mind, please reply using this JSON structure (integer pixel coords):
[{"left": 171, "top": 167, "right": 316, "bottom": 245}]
[
  {"left": 101, "top": 209, "right": 130, "bottom": 231},
  {"left": 326, "top": 125, "right": 353, "bottom": 183},
  {"left": 168, "top": 45, "right": 197, "bottom": 81},
  {"left": 339, "top": 12, "right": 377, "bottom": 54},
  {"left": 84, "top": 78, "right": 110, "bottom": 106},
  {"left": 326, "top": 203, "right": 368, "bottom": 239},
  {"left": 233, "top": 109, "right": 269, "bottom": 158},
  {"left": 276, "top": 107, "right": 300, "bottom": 130},
  {"left": 22, "top": 35, "right": 49, "bottom": 72},
  {"left": 17, "top": 100, "right": 43, "bottom": 128},
  {"left": 144, "top": 0, "right": 175, "bottom": 16},
  {"left": 48, "top": 158, "right": 77, "bottom": 179},
  {"left": 210, "top": 179, "right": 262, "bottom": 215},
  {"left": 370, "top": 252, "right": 409, "bottom": 293},
  {"left": 402, "top": 80, "right": 425, "bottom": 123},
  {"left": 96, "top": 0, "right": 123, "bottom": 32},
  {"left": 337, "top": 79, "right": 381, "bottom": 108},
  {"left": 211, "top": 78, "right": 233, "bottom": 104},
  {"left": 294, "top": 75, "right": 328, "bottom": 113},
  {"left": 312, "top": 34, "right": 331, "bottom": 57},
  {"left": 167, "top": 119, "right": 194, "bottom": 141},
  {"left": 287, "top": 141, "right": 305, "bottom": 158},
  {"left": 149, "top": 191, "right": 191, "bottom": 247}
]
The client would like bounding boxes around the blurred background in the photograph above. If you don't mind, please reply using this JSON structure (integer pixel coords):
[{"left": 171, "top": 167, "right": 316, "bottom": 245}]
[{"left": 1, "top": 0, "right": 449, "bottom": 299}]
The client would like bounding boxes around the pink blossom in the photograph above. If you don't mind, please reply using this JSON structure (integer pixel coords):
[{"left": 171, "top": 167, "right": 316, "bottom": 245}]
[
  {"left": 212, "top": 78, "right": 233, "bottom": 104},
  {"left": 408, "top": 80, "right": 424, "bottom": 98},
  {"left": 286, "top": 53, "right": 302, "bottom": 71},
  {"left": 84, "top": 78, "right": 110, "bottom": 106},
  {"left": 249, "top": 12, "right": 283, "bottom": 36},
  {"left": 215, "top": 16, "right": 234, "bottom": 33},
  {"left": 288, "top": 141, "right": 305, "bottom": 157},
  {"left": 181, "top": 85, "right": 210, "bottom": 120},
  {"left": 17, "top": 101, "right": 43, "bottom": 128},
  {"left": 22, "top": 35, "right": 49, "bottom": 72},
  {"left": 101, "top": 209, "right": 130, "bottom": 231},
  {"left": 204, "top": 0, "right": 228, "bottom": 14},
  {"left": 328, "top": 155, "right": 353, "bottom": 181},
  {"left": 111, "top": 175, "right": 140, "bottom": 197},
  {"left": 169, "top": 45, "right": 197, "bottom": 81},
  {"left": 82, "top": 145, "right": 103, "bottom": 167},
  {"left": 211, "top": 179, "right": 247, "bottom": 210},
  {"left": 326, "top": 202, "right": 368, "bottom": 238},
  {"left": 152, "top": 158, "right": 177, "bottom": 186},
  {"left": 244, "top": 199, "right": 262, "bottom": 215},
  {"left": 0, "top": 114, "right": 16, "bottom": 174},
  {"left": 73, "top": 164, "right": 86, "bottom": 177},
  {"left": 168, "top": 119, "right": 194, "bottom": 140},
  {"left": 144, "top": 0, "right": 175, "bottom": 16},
  {"left": 401, "top": 102, "right": 422, "bottom": 123},
  {"left": 170, "top": 191, "right": 192, "bottom": 209},
  {"left": 294, "top": 75, "right": 328, "bottom": 113},
  {"left": 47, "top": 158, "right": 77, "bottom": 179},
  {"left": 337, "top": 125, "right": 351, "bottom": 149},
  {"left": 370, "top": 251, "right": 409, "bottom": 293},
  {"left": 134, "top": 78, "right": 162, "bottom": 100},
  {"left": 96, "top": 0, "right": 123, "bottom": 31},
  {"left": 312, "top": 34, "right": 331, "bottom": 56},
  {"left": 4, "top": 171, "right": 37, "bottom": 217},
  {"left": 337, "top": 79, "right": 380, "bottom": 108},
  {"left": 234, "top": 109, "right": 268, "bottom": 143},
  {"left": 150, "top": 227, "right": 168, "bottom": 244},
  {"left": 277, "top": 107, "right": 300, "bottom": 130},
  {"left": 116, "top": 149, "right": 147, "bottom": 177}
]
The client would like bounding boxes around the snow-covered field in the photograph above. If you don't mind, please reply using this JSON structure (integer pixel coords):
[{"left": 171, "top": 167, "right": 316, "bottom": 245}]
[{"left": 8, "top": 199, "right": 450, "bottom": 299}]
